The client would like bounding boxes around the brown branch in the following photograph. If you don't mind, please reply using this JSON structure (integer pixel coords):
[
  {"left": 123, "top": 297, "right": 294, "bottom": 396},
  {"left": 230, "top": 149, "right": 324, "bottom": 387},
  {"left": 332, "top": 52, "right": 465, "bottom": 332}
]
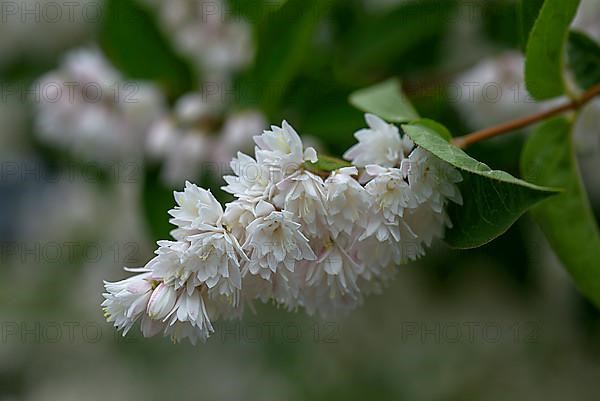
[{"left": 452, "top": 83, "right": 600, "bottom": 149}]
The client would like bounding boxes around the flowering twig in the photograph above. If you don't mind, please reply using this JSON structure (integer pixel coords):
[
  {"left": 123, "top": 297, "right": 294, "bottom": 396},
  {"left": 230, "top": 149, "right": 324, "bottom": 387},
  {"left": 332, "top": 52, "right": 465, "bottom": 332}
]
[{"left": 452, "top": 83, "right": 600, "bottom": 149}]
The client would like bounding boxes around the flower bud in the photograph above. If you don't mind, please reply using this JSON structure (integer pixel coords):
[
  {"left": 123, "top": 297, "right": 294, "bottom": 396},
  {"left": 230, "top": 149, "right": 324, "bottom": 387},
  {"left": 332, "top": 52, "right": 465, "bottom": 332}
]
[{"left": 147, "top": 283, "right": 177, "bottom": 320}]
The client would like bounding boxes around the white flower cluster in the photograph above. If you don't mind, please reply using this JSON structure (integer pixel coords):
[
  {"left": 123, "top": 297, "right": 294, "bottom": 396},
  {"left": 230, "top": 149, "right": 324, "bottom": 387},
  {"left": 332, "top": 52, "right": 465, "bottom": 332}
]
[
  {"left": 103, "top": 114, "right": 462, "bottom": 344},
  {"left": 35, "top": 48, "right": 165, "bottom": 165},
  {"left": 147, "top": 92, "right": 266, "bottom": 186},
  {"left": 142, "top": 0, "right": 253, "bottom": 80}
]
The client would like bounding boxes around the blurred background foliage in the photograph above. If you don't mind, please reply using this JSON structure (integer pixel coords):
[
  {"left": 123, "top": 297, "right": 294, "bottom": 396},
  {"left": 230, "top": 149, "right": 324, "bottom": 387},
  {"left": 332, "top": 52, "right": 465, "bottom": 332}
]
[{"left": 1, "top": 0, "right": 600, "bottom": 400}]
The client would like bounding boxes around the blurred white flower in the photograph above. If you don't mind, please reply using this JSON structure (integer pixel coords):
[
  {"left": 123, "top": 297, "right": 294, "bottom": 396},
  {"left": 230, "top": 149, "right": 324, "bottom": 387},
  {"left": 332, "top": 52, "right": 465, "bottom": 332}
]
[
  {"left": 213, "top": 111, "right": 267, "bottom": 166},
  {"left": 574, "top": 0, "right": 600, "bottom": 41},
  {"left": 142, "top": 0, "right": 254, "bottom": 79},
  {"left": 147, "top": 92, "right": 266, "bottom": 186},
  {"left": 35, "top": 48, "right": 165, "bottom": 164},
  {"left": 454, "top": 51, "right": 540, "bottom": 130}
]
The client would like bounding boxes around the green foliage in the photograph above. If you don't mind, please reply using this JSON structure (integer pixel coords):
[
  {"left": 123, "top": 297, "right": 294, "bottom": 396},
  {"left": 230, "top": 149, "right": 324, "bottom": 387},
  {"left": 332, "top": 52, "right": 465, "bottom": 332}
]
[
  {"left": 517, "top": 0, "right": 545, "bottom": 50},
  {"left": 409, "top": 118, "right": 452, "bottom": 141},
  {"left": 349, "top": 79, "right": 420, "bottom": 123},
  {"left": 142, "top": 167, "right": 175, "bottom": 242},
  {"left": 481, "top": 0, "right": 521, "bottom": 49},
  {"left": 403, "top": 123, "right": 558, "bottom": 249},
  {"left": 521, "top": 117, "right": 600, "bottom": 308},
  {"left": 99, "top": 0, "right": 195, "bottom": 100},
  {"left": 249, "top": 0, "right": 331, "bottom": 113},
  {"left": 335, "top": 0, "right": 456, "bottom": 82},
  {"left": 524, "top": 0, "right": 581, "bottom": 100},
  {"left": 568, "top": 31, "right": 600, "bottom": 90}
]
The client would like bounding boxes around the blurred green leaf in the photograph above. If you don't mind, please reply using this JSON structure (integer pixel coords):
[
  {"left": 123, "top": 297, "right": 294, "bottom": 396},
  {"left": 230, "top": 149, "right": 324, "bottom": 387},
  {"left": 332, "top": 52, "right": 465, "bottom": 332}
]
[
  {"left": 568, "top": 30, "right": 600, "bottom": 90},
  {"left": 482, "top": 0, "right": 520, "bottom": 49},
  {"left": 99, "top": 0, "right": 195, "bottom": 100},
  {"left": 142, "top": 167, "right": 174, "bottom": 242},
  {"left": 517, "top": 0, "right": 545, "bottom": 50},
  {"left": 521, "top": 117, "right": 600, "bottom": 309},
  {"left": 403, "top": 123, "right": 558, "bottom": 249},
  {"left": 336, "top": 0, "right": 456, "bottom": 81},
  {"left": 525, "top": 0, "right": 581, "bottom": 100},
  {"left": 250, "top": 0, "right": 332, "bottom": 113},
  {"left": 349, "top": 79, "right": 420, "bottom": 123}
]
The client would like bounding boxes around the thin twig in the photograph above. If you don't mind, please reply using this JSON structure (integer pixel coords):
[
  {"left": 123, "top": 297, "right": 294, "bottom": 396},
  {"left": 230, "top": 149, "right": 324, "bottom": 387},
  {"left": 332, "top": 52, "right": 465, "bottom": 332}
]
[{"left": 452, "top": 83, "right": 600, "bottom": 149}]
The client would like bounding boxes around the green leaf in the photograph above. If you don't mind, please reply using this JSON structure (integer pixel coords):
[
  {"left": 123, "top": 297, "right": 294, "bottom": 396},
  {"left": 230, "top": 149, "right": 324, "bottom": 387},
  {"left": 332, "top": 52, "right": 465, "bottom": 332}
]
[
  {"left": 409, "top": 118, "right": 452, "bottom": 141},
  {"left": 525, "top": 0, "right": 581, "bottom": 100},
  {"left": 142, "top": 167, "right": 175, "bottom": 242},
  {"left": 349, "top": 79, "right": 420, "bottom": 123},
  {"left": 521, "top": 117, "right": 600, "bottom": 309},
  {"left": 250, "top": 0, "right": 331, "bottom": 113},
  {"left": 403, "top": 123, "right": 558, "bottom": 249},
  {"left": 304, "top": 155, "right": 352, "bottom": 174},
  {"left": 337, "top": 0, "right": 457, "bottom": 81},
  {"left": 99, "top": 0, "right": 195, "bottom": 100},
  {"left": 517, "top": 0, "right": 545, "bottom": 50},
  {"left": 568, "top": 30, "right": 600, "bottom": 90}
]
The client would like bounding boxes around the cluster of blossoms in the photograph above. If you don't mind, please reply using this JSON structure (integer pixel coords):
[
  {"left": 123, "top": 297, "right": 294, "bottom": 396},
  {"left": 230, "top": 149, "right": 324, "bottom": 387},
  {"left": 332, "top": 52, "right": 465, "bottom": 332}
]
[
  {"left": 141, "top": 0, "right": 253, "bottom": 80},
  {"left": 34, "top": 48, "right": 165, "bottom": 165},
  {"left": 34, "top": 47, "right": 266, "bottom": 185},
  {"left": 147, "top": 92, "right": 266, "bottom": 186},
  {"left": 102, "top": 113, "right": 463, "bottom": 344}
]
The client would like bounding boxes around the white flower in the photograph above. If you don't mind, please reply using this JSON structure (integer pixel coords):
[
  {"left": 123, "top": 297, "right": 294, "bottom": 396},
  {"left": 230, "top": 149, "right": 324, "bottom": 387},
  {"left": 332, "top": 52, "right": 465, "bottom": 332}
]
[
  {"left": 274, "top": 171, "right": 329, "bottom": 238},
  {"left": 574, "top": 0, "right": 600, "bottom": 42},
  {"left": 362, "top": 165, "right": 418, "bottom": 242},
  {"left": 102, "top": 272, "right": 154, "bottom": 335},
  {"left": 403, "top": 200, "right": 452, "bottom": 250},
  {"left": 254, "top": 121, "right": 318, "bottom": 174},
  {"left": 102, "top": 114, "right": 465, "bottom": 342},
  {"left": 222, "top": 152, "right": 274, "bottom": 202},
  {"left": 305, "top": 237, "right": 364, "bottom": 299},
  {"left": 164, "top": 288, "right": 215, "bottom": 345},
  {"left": 222, "top": 200, "right": 259, "bottom": 241},
  {"left": 454, "top": 52, "right": 540, "bottom": 130},
  {"left": 144, "top": 0, "right": 254, "bottom": 79},
  {"left": 162, "top": 182, "right": 246, "bottom": 298},
  {"left": 169, "top": 181, "right": 224, "bottom": 229},
  {"left": 213, "top": 111, "right": 267, "bottom": 166},
  {"left": 401, "top": 147, "right": 463, "bottom": 211},
  {"left": 344, "top": 113, "right": 405, "bottom": 167},
  {"left": 325, "top": 167, "right": 371, "bottom": 238},
  {"left": 35, "top": 48, "right": 164, "bottom": 165},
  {"left": 146, "top": 282, "right": 178, "bottom": 320},
  {"left": 242, "top": 205, "right": 316, "bottom": 282},
  {"left": 146, "top": 92, "right": 221, "bottom": 186},
  {"left": 147, "top": 240, "right": 192, "bottom": 289},
  {"left": 185, "top": 230, "right": 243, "bottom": 298},
  {"left": 355, "top": 236, "right": 404, "bottom": 279}
]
